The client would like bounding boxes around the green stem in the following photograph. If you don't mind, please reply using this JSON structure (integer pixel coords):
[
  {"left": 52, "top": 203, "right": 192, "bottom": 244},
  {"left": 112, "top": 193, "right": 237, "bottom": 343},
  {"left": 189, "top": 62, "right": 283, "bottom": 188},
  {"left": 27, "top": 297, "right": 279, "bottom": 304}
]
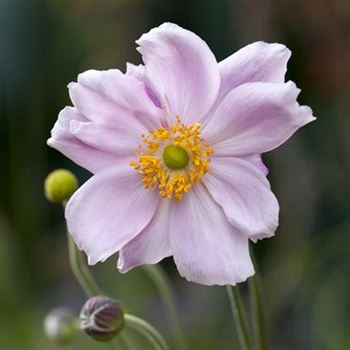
[
  {"left": 143, "top": 265, "right": 188, "bottom": 350},
  {"left": 67, "top": 233, "right": 102, "bottom": 297},
  {"left": 248, "top": 251, "right": 268, "bottom": 350},
  {"left": 125, "top": 314, "right": 170, "bottom": 350},
  {"left": 63, "top": 201, "right": 102, "bottom": 297},
  {"left": 226, "top": 286, "right": 252, "bottom": 350}
]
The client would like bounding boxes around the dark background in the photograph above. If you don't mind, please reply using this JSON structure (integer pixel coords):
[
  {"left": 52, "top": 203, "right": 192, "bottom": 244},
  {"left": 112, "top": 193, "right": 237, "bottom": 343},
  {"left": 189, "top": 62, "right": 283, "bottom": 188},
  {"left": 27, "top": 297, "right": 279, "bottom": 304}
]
[{"left": 1, "top": 1, "right": 349, "bottom": 349}]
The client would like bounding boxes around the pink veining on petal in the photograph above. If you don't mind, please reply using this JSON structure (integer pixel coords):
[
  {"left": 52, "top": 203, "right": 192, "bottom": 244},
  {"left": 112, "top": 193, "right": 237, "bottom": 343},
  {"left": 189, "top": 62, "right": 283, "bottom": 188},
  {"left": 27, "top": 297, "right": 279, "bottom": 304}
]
[
  {"left": 126, "top": 63, "right": 162, "bottom": 108},
  {"left": 47, "top": 107, "right": 120, "bottom": 174},
  {"left": 204, "top": 157, "right": 279, "bottom": 241},
  {"left": 65, "top": 164, "right": 160, "bottom": 265},
  {"left": 136, "top": 22, "right": 220, "bottom": 125},
  {"left": 169, "top": 184, "right": 254, "bottom": 286},
  {"left": 69, "top": 68, "right": 164, "bottom": 130},
  {"left": 203, "top": 81, "right": 315, "bottom": 156},
  {"left": 69, "top": 119, "right": 141, "bottom": 157},
  {"left": 217, "top": 41, "right": 291, "bottom": 103},
  {"left": 118, "top": 199, "right": 171, "bottom": 272}
]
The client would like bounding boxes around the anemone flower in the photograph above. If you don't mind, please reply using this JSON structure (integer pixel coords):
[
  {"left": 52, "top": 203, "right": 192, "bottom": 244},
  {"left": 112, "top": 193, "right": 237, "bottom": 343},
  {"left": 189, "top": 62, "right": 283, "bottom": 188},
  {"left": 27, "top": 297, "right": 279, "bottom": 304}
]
[{"left": 48, "top": 23, "right": 315, "bottom": 285}]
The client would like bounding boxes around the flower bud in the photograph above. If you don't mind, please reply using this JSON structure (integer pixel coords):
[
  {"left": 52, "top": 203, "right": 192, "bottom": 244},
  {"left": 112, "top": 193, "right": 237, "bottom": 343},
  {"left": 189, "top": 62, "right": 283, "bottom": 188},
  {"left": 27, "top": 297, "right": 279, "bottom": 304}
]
[
  {"left": 44, "top": 169, "right": 78, "bottom": 203},
  {"left": 44, "top": 307, "right": 78, "bottom": 344},
  {"left": 80, "top": 296, "right": 124, "bottom": 342}
]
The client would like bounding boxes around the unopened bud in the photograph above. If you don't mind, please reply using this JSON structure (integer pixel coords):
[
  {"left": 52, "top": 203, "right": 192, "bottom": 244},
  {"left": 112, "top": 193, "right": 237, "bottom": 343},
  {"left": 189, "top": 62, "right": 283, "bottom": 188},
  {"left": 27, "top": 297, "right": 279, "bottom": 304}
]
[
  {"left": 44, "top": 169, "right": 78, "bottom": 203},
  {"left": 44, "top": 307, "right": 78, "bottom": 344},
  {"left": 80, "top": 296, "right": 124, "bottom": 342}
]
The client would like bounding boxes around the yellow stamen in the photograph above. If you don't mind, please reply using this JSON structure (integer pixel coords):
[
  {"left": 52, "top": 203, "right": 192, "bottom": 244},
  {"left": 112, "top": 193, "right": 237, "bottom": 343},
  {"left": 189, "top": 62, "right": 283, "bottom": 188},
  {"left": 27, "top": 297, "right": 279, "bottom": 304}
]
[{"left": 130, "top": 116, "right": 213, "bottom": 200}]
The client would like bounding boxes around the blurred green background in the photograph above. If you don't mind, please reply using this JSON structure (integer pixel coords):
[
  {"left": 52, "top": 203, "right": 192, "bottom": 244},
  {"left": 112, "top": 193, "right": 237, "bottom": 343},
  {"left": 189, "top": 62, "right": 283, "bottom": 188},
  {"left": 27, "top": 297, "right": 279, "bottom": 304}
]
[{"left": 1, "top": 1, "right": 350, "bottom": 349}]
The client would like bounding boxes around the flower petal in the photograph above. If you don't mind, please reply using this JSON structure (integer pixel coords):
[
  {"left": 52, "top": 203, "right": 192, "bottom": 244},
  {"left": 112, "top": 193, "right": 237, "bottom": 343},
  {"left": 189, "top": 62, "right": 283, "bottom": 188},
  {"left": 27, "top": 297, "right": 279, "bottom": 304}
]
[
  {"left": 126, "top": 62, "right": 144, "bottom": 80},
  {"left": 136, "top": 22, "right": 220, "bottom": 124},
  {"left": 69, "top": 68, "right": 164, "bottom": 130},
  {"left": 218, "top": 41, "right": 290, "bottom": 102},
  {"left": 69, "top": 119, "right": 139, "bottom": 157},
  {"left": 118, "top": 200, "right": 171, "bottom": 272},
  {"left": 47, "top": 107, "right": 119, "bottom": 173},
  {"left": 204, "top": 157, "right": 279, "bottom": 241},
  {"left": 65, "top": 164, "right": 159, "bottom": 265},
  {"left": 203, "top": 81, "right": 316, "bottom": 156},
  {"left": 126, "top": 63, "right": 162, "bottom": 108},
  {"left": 242, "top": 154, "right": 269, "bottom": 176},
  {"left": 169, "top": 184, "right": 254, "bottom": 286}
]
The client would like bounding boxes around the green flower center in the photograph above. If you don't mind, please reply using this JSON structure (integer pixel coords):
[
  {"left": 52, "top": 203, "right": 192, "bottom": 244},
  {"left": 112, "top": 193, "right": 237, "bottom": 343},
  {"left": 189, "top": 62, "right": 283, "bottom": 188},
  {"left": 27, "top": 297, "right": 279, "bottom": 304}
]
[{"left": 162, "top": 144, "right": 189, "bottom": 169}]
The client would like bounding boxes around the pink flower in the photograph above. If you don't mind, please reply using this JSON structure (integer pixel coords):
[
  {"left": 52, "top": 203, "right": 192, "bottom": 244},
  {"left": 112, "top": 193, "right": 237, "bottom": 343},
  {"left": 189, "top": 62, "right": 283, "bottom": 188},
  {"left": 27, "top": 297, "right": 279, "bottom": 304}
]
[{"left": 48, "top": 23, "right": 315, "bottom": 286}]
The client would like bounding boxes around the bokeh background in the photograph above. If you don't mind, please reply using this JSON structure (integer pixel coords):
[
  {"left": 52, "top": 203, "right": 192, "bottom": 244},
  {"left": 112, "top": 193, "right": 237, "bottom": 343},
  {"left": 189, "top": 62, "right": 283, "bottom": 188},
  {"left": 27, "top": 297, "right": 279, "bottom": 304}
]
[{"left": 1, "top": 1, "right": 350, "bottom": 349}]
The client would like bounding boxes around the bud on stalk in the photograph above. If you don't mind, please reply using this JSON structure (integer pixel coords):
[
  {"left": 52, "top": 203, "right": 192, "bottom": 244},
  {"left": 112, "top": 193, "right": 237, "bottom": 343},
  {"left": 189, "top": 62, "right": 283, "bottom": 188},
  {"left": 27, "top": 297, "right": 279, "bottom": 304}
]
[
  {"left": 44, "top": 169, "right": 78, "bottom": 203},
  {"left": 80, "top": 296, "right": 124, "bottom": 342}
]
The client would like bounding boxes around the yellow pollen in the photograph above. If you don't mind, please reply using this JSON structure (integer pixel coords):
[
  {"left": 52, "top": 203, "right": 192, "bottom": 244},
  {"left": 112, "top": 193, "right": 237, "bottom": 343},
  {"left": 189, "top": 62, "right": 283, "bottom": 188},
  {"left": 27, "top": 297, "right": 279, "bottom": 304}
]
[{"left": 130, "top": 116, "right": 213, "bottom": 200}]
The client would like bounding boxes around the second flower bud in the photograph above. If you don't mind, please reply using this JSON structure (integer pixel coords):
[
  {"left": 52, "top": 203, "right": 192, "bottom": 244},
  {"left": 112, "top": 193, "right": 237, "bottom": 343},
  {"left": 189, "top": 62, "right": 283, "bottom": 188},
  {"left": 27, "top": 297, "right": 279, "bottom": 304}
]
[{"left": 80, "top": 296, "right": 124, "bottom": 342}]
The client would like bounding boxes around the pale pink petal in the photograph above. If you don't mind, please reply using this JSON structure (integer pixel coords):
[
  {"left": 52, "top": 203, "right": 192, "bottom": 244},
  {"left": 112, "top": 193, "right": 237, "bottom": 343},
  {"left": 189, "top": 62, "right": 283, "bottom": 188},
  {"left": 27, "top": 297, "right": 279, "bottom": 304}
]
[
  {"left": 47, "top": 107, "right": 119, "bottom": 173},
  {"left": 118, "top": 200, "right": 171, "bottom": 272},
  {"left": 69, "top": 69, "right": 164, "bottom": 130},
  {"left": 242, "top": 154, "right": 269, "bottom": 175},
  {"left": 65, "top": 164, "right": 159, "bottom": 265},
  {"left": 126, "top": 63, "right": 161, "bottom": 108},
  {"left": 217, "top": 42, "right": 290, "bottom": 102},
  {"left": 69, "top": 119, "right": 139, "bottom": 157},
  {"left": 136, "top": 22, "right": 220, "bottom": 124},
  {"left": 204, "top": 157, "right": 279, "bottom": 241},
  {"left": 126, "top": 62, "right": 144, "bottom": 80},
  {"left": 169, "top": 185, "right": 254, "bottom": 286},
  {"left": 203, "top": 81, "right": 316, "bottom": 156}
]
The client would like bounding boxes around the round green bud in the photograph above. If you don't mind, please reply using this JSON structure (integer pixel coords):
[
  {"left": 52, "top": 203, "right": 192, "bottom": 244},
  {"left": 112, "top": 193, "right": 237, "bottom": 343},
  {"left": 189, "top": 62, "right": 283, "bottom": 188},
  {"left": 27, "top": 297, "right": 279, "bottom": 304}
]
[
  {"left": 44, "top": 307, "right": 78, "bottom": 345},
  {"left": 80, "top": 296, "right": 124, "bottom": 342},
  {"left": 163, "top": 144, "right": 189, "bottom": 169},
  {"left": 44, "top": 169, "right": 78, "bottom": 203}
]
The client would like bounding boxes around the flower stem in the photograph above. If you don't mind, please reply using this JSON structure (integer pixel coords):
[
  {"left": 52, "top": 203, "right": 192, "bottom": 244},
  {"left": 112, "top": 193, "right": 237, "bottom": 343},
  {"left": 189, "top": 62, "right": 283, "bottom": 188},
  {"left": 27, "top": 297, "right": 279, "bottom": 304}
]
[
  {"left": 143, "top": 265, "right": 188, "bottom": 350},
  {"left": 226, "top": 286, "right": 252, "bottom": 350},
  {"left": 63, "top": 201, "right": 102, "bottom": 297},
  {"left": 248, "top": 251, "right": 268, "bottom": 350},
  {"left": 124, "top": 314, "right": 170, "bottom": 350},
  {"left": 67, "top": 233, "right": 102, "bottom": 297}
]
